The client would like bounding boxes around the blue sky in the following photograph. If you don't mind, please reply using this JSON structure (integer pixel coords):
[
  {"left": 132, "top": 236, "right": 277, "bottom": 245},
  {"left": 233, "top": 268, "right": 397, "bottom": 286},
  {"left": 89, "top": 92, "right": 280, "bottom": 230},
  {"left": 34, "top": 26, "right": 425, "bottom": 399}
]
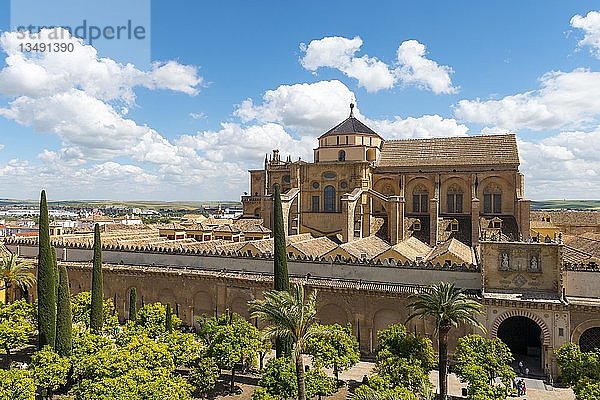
[{"left": 0, "top": 1, "right": 599, "bottom": 200}]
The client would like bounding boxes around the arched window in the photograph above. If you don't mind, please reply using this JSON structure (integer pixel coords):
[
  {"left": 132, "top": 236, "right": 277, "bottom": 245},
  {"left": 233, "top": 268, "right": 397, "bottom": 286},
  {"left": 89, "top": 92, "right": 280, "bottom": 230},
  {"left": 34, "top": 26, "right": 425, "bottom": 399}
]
[
  {"left": 484, "top": 185, "right": 502, "bottom": 214},
  {"left": 580, "top": 327, "right": 600, "bottom": 352},
  {"left": 324, "top": 186, "right": 336, "bottom": 212},
  {"left": 338, "top": 150, "right": 346, "bottom": 161},
  {"left": 447, "top": 185, "right": 463, "bottom": 213},
  {"left": 412, "top": 185, "right": 428, "bottom": 213}
]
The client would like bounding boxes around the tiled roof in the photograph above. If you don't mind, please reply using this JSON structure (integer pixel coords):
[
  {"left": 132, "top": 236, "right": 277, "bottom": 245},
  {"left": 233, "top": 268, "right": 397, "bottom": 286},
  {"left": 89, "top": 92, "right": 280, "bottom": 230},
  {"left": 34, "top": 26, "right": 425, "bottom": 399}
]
[
  {"left": 319, "top": 116, "right": 380, "bottom": 139},
  {"left": 386, "top": 236, "right": 431, "bottom": 261},
  {"left": 241, "top": 224, "right": 271, "bottom": 234},
  {"left": 289, "top": 237, "right": 339, "bottom": 258},
  {"left": 157, "top": 222, "right": 187, "bottom": 231},
  {"left": 204, "top": 218, "right": 234, "bottom": 226},
  {"left": 426, "top": 238, "right": 474, "bottom": 265},
  {"left": 530, "top": 220, "right": 559, "bottom": 229},
  {"left": 238, "top": 233, "right": 314, "bottom": 256},
  {"left": 213, "top": 224, "right": 241, "bottom": 234},
  {"left": 438, "top": 216, "right": 472, "bottom": 245},
  {"left": 377, "top": 134, "right": 519, "bottom": 168},
  {"left": 530, "top": 211, "right": 600, "bottom": 226},
  {"left": 233, "top": 218, "right": 264, "bottom": 231},
  {"left": 340, "top": 235, "right": 391, "bottom": 259},
  {"left": 479, "top": 216, "right": 519, "bottom": 242},
  {"left": 216, "top": 241, "right": 246, "bottom": 253},
  {"left": 563, "top": 233, "right": 600, "bottom": 259},
  {"left": 563, "top": 245, "right": 593, "bottom": 264}
]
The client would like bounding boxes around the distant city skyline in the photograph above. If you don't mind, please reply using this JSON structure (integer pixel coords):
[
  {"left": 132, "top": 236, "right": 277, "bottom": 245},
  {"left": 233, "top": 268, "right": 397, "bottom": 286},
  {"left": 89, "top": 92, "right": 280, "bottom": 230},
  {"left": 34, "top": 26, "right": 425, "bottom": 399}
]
[{"left": 0, "top": 1, "right": 600, "bottom": 201}]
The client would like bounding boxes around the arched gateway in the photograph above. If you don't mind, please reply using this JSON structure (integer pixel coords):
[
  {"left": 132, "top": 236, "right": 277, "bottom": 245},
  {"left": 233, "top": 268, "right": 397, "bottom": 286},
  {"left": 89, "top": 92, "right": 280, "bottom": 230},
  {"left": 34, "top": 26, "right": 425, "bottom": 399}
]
[{"left": 492, "top": 311, "right": 551, "bottom": 374}]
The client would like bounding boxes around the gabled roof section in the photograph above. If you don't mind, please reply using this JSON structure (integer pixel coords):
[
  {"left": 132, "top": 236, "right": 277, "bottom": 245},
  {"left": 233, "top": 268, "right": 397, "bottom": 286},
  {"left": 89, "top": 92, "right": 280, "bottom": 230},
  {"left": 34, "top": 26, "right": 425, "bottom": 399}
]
[
  {"left": 339, "top": 235, "right": 390, "bottom": 259},
  {"left": 288, "top": 237, "right": 339, "bottom": 258},
  {"left": 426, "top": 238, "right": 474, "bottom": 265},
  {"left": 377, "top": 134, "right": 519, "bottom": 168}
]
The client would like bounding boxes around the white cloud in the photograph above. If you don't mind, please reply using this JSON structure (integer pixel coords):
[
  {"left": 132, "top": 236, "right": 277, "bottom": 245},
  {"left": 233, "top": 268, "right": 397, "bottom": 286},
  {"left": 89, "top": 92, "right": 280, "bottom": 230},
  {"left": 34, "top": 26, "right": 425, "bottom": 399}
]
[
  {"left": 235, "top": 80, "right": 356, "bottom": 135},
  {"left": 368, "top": 115, "right": 468, "bottom": 139},
  {"left": 179, "top": 122, "right": 314, "bottom": 163},
  {"left": 300, "top": 36, "right": 395, "bottom": 92},
  {"left": 0, "top": 29, "right": 202, "bottom": 102},
  {"left": 0, "top": 144, "right": 4, "bottom": 151},
  {"left": 0, "top": 28, "right": 204, "bottom": 165},
  {"left": 236, "top": 79, "right": 467, "bottom": 140},
  {"left": 189, "top": 112, "right": 207, "bottom": 120},
  {"left": 571, "top": 11, "right": 600, "bottom": 58},
  {"left": 300, "top": 36, "right": 457, "bottom": 94},
  {"left": 454, "top": 69, "right": 600, "bottom": 130},
  {"left": 518, "top": 129, "right": 600, "bottom": 199},
  {"left": 0, "top": 89, "right": 153, "bottom": 160},
  {"left": 0, "top": 29, "right": 241, "bottom": 199},
  {"left": 395, "top": 40, "right": 458, "bottom": 94}
]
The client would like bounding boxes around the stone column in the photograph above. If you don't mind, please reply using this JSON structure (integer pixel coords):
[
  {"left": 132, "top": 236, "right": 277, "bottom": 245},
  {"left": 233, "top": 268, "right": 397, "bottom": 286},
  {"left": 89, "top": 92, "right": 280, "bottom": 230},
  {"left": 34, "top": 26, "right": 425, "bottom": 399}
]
[
  {"left": 389, "top": 196, "right": 401, "bottom": 245},
  {"left": 399, "top": 174, "right": 405, "bottom": 242},
  {"left": 518, "top": 199, "right": 531, "bottom": 241},
  {"left": 429, "top": 197, "right": 439, "bottom": 246},
  {"left": 262, "top": 196, "right": 273, "bottom": 231},
  {"left": 471, "top": 198, "right": 480, "bottom": 245},
  {"left": 341, "top": 197, "right": 352, "bottom": 243},
  {"left": 471, "top": 174, "right": 480, "bottom": 245},
  {"left": 362, "top": 195, "right": 372, "bottom": 238}
]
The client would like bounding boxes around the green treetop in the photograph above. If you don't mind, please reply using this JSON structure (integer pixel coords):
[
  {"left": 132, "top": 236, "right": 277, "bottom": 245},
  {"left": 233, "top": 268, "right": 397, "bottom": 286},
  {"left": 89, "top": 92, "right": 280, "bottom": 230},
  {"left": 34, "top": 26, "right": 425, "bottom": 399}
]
[{"left": 305, "top": 323, "right": 360, "bottom": 383}]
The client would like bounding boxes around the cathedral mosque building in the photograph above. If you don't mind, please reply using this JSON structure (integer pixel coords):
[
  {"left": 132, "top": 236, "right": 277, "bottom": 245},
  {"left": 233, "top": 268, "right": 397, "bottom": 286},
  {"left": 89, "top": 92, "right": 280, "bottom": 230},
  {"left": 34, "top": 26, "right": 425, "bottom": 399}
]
[
  {"left": 242, "top": 104, "right": 530, "bottom": 248},
  {"left": 7, "top": 106, "right": 600, "bottom": 379}
]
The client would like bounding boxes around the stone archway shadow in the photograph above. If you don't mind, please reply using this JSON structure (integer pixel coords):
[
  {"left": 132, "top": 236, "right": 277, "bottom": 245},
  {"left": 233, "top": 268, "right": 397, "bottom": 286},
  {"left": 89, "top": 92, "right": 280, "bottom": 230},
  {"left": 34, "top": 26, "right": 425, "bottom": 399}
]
[{"left": 491, "top": 310, "right": 550, "bottom": 346}]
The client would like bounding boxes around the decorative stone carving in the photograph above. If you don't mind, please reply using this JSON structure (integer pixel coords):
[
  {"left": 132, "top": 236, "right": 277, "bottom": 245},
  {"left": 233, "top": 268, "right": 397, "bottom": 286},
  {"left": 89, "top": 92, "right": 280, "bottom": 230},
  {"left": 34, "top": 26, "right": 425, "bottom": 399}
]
[
  {"left": 500, "top": 253, "right": 510, "bottom": 271},
  {"left": 530, "top": 255, "right": 539, "bottom": 272},
  {"left": 512, "top": 274, "right": 527, "bottom": 287}
]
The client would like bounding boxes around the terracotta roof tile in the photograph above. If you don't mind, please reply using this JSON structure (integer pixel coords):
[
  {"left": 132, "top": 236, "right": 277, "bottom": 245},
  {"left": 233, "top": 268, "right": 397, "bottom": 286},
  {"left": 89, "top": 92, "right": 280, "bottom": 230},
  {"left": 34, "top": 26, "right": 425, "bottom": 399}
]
[
  {"left": 377, "top": 134, "right": 519, "bottom": 168},
  {"left": 426, "top": 238, "right": 474, "bottom": 265},
  {"left": 288, "top": 237, "right": 339, "bottom": 258},
  {"left": 340, "top": 235, "right": 391, "bottom": 259}
]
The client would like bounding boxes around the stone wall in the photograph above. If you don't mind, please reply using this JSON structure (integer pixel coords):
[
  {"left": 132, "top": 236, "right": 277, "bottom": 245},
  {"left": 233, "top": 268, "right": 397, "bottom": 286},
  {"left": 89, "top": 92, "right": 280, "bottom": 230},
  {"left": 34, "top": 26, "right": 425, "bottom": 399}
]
[
  {"left": 8, "top": 243, "right": 482, "bottom": 289},
  {"left": 480, "top": 241, "right": 562, "bottom": 295},
  {"left": 63, "top": 262, "right": 477, "bottom": 355}
]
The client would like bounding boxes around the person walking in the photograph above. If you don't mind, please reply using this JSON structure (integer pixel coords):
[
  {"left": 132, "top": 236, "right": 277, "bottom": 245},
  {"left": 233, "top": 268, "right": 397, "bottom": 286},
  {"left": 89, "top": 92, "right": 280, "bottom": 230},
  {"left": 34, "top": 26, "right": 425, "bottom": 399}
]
[
  {"left": 518, "top": 360, "right": 524, "bottom": 375},
  {"left": 525, "top": 367, "right": 530, "bottom": 377}
]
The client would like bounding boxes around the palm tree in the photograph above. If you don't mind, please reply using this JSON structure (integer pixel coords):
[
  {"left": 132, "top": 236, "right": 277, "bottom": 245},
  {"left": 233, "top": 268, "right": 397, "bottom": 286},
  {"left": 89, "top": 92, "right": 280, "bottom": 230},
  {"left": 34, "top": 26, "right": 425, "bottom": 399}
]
[
  {"left": 407, "top": 282, "right": 484, "bottom": 400},
  {"left": 0, "top": 253, "right": 36, "bottom": 304},
  {"left": 249, "top": 283, "right": 319, "bottom": 400}
]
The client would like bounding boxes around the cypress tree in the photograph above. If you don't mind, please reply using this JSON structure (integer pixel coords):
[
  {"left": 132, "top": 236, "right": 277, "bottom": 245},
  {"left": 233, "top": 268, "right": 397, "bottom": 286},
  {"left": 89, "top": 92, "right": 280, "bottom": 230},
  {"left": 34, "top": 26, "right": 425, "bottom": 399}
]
[
  {"left": 273, "top": 184, "right": 291, "bottom": 357},
  {"left": 37, "top": 190, "right": 57, "bottom": 349},
  {"left": 90, "top": 224, "right": 103, "bottom": 333},
  {"left": 165, "top": 303, "right": 173, "bottom": 333},
  {"left": 273, "top": 184, "right": 290, "bottom": 292},
  {"left": 129, "top": 288, "right": 137, "bottom": 321},
  {"left": 51, "top": 247, "right": 58, "bottom": 300},
  {"left": 56, "top": 263, "right": 72, "bottom": 356}
]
